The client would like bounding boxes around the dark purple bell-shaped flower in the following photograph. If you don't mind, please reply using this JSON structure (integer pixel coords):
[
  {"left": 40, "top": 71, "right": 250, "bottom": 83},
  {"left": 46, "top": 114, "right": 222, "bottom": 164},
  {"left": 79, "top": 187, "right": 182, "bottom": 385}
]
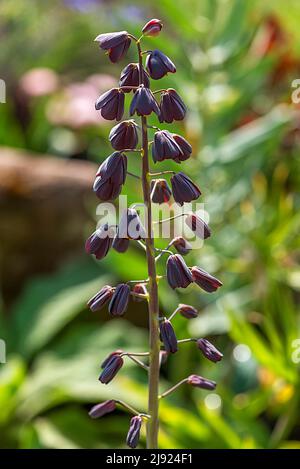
[
  {"left": 185, "top": 213, "right": 211, "bottom": 239},
  {"left": 109, "top": 120, "right": 138, "bottom": 150},
  {"left": 197, "top": 339, "right": 223, "bottom": 363},
  {"left": 95, "top": 88, "right": 125, "bottom": 121},
  {"left": 126, "top": 416, "right": 143, "bottom": 449},
  {"left": 150, "top": 179, "right": 172, "bottom": 204},
  {"left": 93, "top": 152, "right": 127, "bottom": 201},
  {"left": 176, "top": 304, "right": 198, "bottom": 319},
  {"left": 146, "top": 49, "right": 176, "bottom": 80},
  {"left": 85, "top": 224, "right": 114, "bottom": 260},
  {"left": 172, "top": 237, "right": 192, "bottom": 256},
  {"left": 89, "top": 400, "right": 116, "bottom": 419},
  {"left": 118, "top": 208, "right": 146, "bottom": 240},
  {"left": 108, "top": 283, "right": 131, "bottom": 316},
  {"left": 160, "top": 318, "right": 178, "bottom": 353},
  {"left": 191, "top": 266, "right": 223, "bottom": 293},
  {"left": 166, "top": 254, "right": 193, "bottom": 289},
  {"left": 95, "top": 31, "right": 131, "bottom": 63},
  {"left": 187, "top": 374, "right": 217, "bottom": 390},
  {"left": 101, "top": 350, "right": 123, "bottom": 368},
  {"left": 172, "top": 134, "right": 192, "bottom": 161},
  {"left": 171, "top": 172, "right": 201, "bottom": 206},
  {"left": 142, "top": 19, "right": 163, "bottom": 37},
  {"left": 112, "top": 233, "right": 130, "bottom": 253},
  {"left": 152, "top": 130, "right": 182, "bottom": 163},
  {"left": 119, "top": 63, "right": 150, "bottom": 91},
  {"left": 99, "top": 354, "right": 124, "bottom": 384},
  {"left": 87, "top": 285, "right": 114, "bottom": 312},
  {"left": 159, "top": 88, "right": 186, "bottom": 123},
  {"left": 132, "top": 283, "right": 148, "bottom": 301},
  {"left": 130, "top": 85, "right": 160, "bottom": 117}
]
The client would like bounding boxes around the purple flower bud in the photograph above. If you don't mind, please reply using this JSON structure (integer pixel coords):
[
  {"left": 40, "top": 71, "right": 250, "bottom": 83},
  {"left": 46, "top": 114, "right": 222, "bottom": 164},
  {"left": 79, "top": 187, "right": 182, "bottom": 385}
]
[
  {"left": 118, "top": 208, "right": 146, "bottom": 240},
  {"left": 166, "top": 254, "right": 193, "bottom": 289},
  {"left": 112, "top": 233, "right": 130, "bottom": 253},
  {"left": 177, "top": 303, "right": 198, "bottom": 319},
  {"left": 109, "top": 120, "right": 138, "bottom": 150},
  {"left": 101, "top": 349, "right": 123, "bottom": 368},
  {"left": 95, "top": 31, "right": 131, "bottom": 63},
  {"left": 150, "top": 179, "right": 172, "bottom": 204},
  {"left": 172, "top": 236, "right": 192, "bottom": 256},
  {"left": 159, "top": 88, "right": 186, "bottom": 123},
  {"left": 93, "top": 152, "right": 127, "bottom": 201},
  {"left": 187, "top": 374, "right": 217, "bottom": 390},
  {"left": 142, "top": 19, "right": 163, "bottom": 37},
  {"left": 85, "top": 224, "right": 114, "bottom": 260},
  {"left": 130, "top": 85, "right": 160, "bottom": 117},
  {"left": 87, "top": 285, "right": 114, "bottom": 312},
  {"left": 99, "top": 354, "right": 124, "bottom": 384},
  {"left": 95, "top": 152, "right": 127, "bottom": 186},
  {"left": 191, "top": 266, "right": 223, "bottom": 293},
  {"left": 197, "top": 339, "right": 223, "bottom": 363},
  {"left": 132, "top": 283, "right": 148, "bottom": 301},
  {"left": 119, "top": 63, "right": 150, "bottom": 91},
  {"left": 95, "top": 88, "right": 125, "bottom": 121},
  {"left": 152, "top": 130, "right": 182, "bottom": 163},
  {"left": 160, "top": 318, "right": 178, "bottom": 353},
  {"left": 172, "top": 134, "right": 192, "bottom": 161},
  {"left": 126, "top": 415, "right": 143, "bottom": 449},
  {"left": 89, "top": 400, "right": 116, "bottom": 419},
  {"left": 185, "top": 213, "right": 211, "bottom": 239},
  {"left": 108, "top": 283, "right": 130, "bottom": 316},
  {"left": 171, "top": 172, "right": 201, "bottom": 206},
  {"left": 146, "top": 49, "right": 176, "bottom": 80}
]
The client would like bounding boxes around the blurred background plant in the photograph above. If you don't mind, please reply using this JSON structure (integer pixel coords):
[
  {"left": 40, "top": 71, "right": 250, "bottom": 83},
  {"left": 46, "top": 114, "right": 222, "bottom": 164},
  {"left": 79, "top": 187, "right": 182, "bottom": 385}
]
[{"left": 0, "top": 0, "right": 300, "bottom": 449}]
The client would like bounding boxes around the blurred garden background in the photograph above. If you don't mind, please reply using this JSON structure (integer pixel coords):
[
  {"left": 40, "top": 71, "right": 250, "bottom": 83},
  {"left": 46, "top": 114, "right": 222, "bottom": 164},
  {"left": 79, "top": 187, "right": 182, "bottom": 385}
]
[{"left": 0, "top": 0, "right": 300, "bottom": 449}]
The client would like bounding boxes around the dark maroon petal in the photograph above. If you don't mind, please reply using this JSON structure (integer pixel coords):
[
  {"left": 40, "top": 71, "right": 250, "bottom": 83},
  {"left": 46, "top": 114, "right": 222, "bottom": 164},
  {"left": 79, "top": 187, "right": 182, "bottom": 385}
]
[
  {"left": 166, "top": 254, "right": 193, "bottom": 289},
  {"left": 197, "top": 339, "right": 223, "bottom": 363},
  {"left": 96, "top": 89, "right": 124, "bottom": 121},
  {"left": 99, "top": 355, "right": 124, "bottom": 383},
  {"left": 109, "top": 120, "right": 138, "bottom": 150},
  {"left": 130, "top": 85, "right": 159, "bottom": 117},
  {"left": 85, "top": 225, "right": 114, "bottom": 260},
  {"left": 177, "top": 304, "right": 198, "bottom": 319},
  {"left": 171, "top": 172, "right": 201, "bottom": 206},
  {"left": 89, "top": 400, "right": 116, "bottom": 418},
  {"left": 159, "top": 89, "right": 186, "bottom": 123},
  {"left": 172, "top": 237, "right": 192, "bottom": 256},
  {"left": 101, "top": 349, "right": 123, "bottom": 368},
  {"left": 108, "top": 37, "right": 131, "bottom": 63},
  {"left": 108, "top": 283, "right": 130, "bottom": 316},
  {"left": 160, "top": 318, "right": 178, "bottom": 353},
  {"left": 152, "top": 130, "right": 182, "bottom": 163},
  {"left": 95, "top": 31, "right": 129, "bottom": 50},
  {"left": 150, "top": 179, "right": 172, "bottom": 204},
  {"left": 142, "top": 19, "right": 163, "bottom": 37},
  {"left": 187, "top": 374, "right": 217, "bottom": 390},
  {"left": 119, "top": 63, "right": 150, "bottom": 90},
  {"left": 126, "top": 416, "right": 142, "bottom": 449},
  {"left": 112, "top": 234, "right": 130, "bottom": 253},
  {"left": 95, "top": 88, "right": 118, "bottom": 110},
  {"left": 146, "top": 49, "right": 176, "bottom": 80},
  {"left": 172, "top": 134, "right": 192, "bottom": 161},
  {"left": 191, "top": 266, "right": 223, "bottom": 293},
  {"left": 87, "top": 285, "right": 114, "bottom": 312},
  {"left": 96, "top": 152, "right": 127, "bottom": 185},
  {"left": 185, "top": 213, "right": 211, "bottom": 239},
  {"left": 93, "top": 177, "right": 122, "bottom": 201}
]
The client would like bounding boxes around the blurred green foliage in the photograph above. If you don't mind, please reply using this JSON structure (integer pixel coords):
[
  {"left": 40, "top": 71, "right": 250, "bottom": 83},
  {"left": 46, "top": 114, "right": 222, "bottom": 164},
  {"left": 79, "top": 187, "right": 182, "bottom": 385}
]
[{"left": 0, "top": 0, "right": 300, "bottom": 449}]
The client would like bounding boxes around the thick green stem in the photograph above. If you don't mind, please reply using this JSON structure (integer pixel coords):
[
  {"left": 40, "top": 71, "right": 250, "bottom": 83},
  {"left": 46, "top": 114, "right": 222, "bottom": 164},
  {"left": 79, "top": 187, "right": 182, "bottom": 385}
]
[{"left": 137, "top": 41, "right": 160, "bottom": 449}]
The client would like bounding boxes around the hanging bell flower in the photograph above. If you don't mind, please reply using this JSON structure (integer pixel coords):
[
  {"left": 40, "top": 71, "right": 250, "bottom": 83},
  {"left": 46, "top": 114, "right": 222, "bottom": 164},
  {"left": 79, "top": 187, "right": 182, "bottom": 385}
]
[
  {"left": 166, "top": 254, "right": 193, "bottom": 289},
  {"left": 171, "top": 172, "right": 201, "bottom": 206},
  {"left": 109, "top": 120, "right": 138, "bottom": 150},
  {"left": 108, "top": 283, "right": 131, "bottom": 316},
  {"left": 150, "top": 179, "right": 172, "bottom": 204},
  {"left": 85, "top": 225, "right": 114, "bottom": 260},
  {"left": 95, "top": 31, "right": 131, "bottom": 63},
  {"left": 146, "top": 49, "right": 176, "bottom": 80},
  {"left": 119, "top": 63, "right": 150, "bottom": 91},
  {"left": 159, "top": 88, "right": 186, "bottom": 123},
  {"left": 95, "top": 88, "right": 125, "bottom": 121},
  {"left": 126, "top": 415, "right": 143, "bottom": 449},
  {"left": 176, "top": 304, "right": 198, "bottom": 319},
  {"left": 172, "top": 237, "right": 192, "bottom": 256},
  {"left": 191, "top": 266, "right": 223, "bottom": 293},
  {"left": 87, "top": 285, "right": 114, "bottom": 312},
  {"left": 89, "top": 400, "right": 116, "bottom": 418},
  {"left": 185, "top": 213, "right": 211, "bottom": 239},
  {"left": 99, "top": 355, "right": 124, "bottom": 384},
  {"left": 152, "top": 130, "right": 182, "bottom": 163},
  {"left": 197, "top": 339, "right": 223, "bottom": 363},
  {"left": 160, "top": 318, "right": 178, "bottom": 353},
  {"left": 130, "top": 85, "right": 160, "bottom": 117}
]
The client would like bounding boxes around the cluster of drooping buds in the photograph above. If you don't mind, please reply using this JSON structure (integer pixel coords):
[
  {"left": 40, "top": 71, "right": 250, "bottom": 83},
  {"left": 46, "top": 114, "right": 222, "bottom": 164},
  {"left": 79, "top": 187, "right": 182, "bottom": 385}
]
[{"left": 86, "top": 19, "right": 223, "bottom": 449}]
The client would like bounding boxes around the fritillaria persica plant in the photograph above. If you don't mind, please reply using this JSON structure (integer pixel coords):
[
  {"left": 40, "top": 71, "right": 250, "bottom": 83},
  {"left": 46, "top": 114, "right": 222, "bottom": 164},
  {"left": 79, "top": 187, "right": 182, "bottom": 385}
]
[{"left": 86, "top": 19, "right": 223, "bottom": 449}]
